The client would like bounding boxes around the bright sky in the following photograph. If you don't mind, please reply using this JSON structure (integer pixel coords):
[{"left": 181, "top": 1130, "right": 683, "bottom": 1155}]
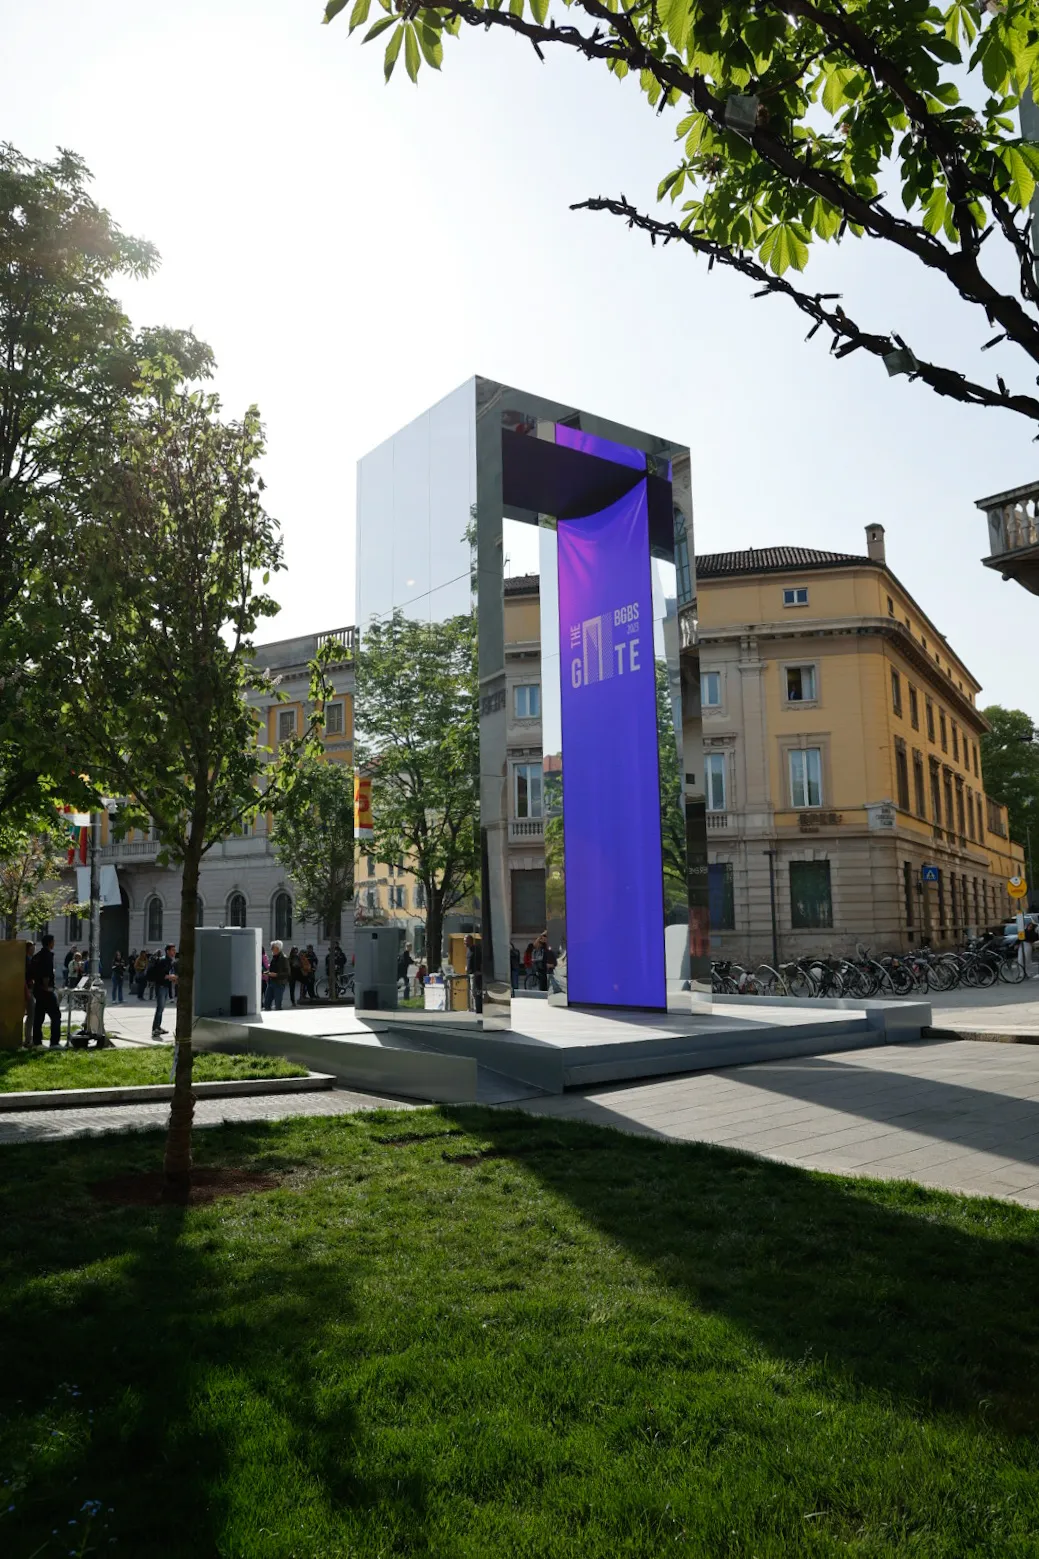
[{"left": 6, "top": 0, "right": 1039, "bottom": 716}]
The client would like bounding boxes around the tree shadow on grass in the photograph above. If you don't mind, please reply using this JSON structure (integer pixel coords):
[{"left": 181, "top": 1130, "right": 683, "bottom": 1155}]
[
  {"left": 445, "top": 1105, "right": 1039, "bottom": 1436},
  {"left": 0, "top": 1119, "right": 428, "bottom": 1559}
]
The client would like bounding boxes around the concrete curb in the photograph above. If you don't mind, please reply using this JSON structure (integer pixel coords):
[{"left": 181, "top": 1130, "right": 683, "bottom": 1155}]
[
  {"left": 923, "top": 1026, "right": 1039, "bottom": 1046},
  {"left": 0, "top": 1073, "right": 335, "bottom": 1113}
]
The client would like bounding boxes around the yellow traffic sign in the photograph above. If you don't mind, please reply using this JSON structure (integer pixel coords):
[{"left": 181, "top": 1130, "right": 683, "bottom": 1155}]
[{"left": 1008, "top": 875, "right": 1028, "bottom": 900}]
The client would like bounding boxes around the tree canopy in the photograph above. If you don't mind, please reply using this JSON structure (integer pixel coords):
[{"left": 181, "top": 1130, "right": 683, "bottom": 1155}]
[
  {"left": 62, "top": 373, "right": 327, "bottom": 1198},
  {"left": 0, "top": 814, "right": 84, "bottom": 941},
  {"left": 270, "top": 756, "right": 355, "bottom": 945},
  {"left": 354, "top": 610, "right": 478, "bottom": 967},
  {"left": 981, "top": 703, "right": 1039, "bottom": 851},
  {"left": 0, "top": 142, "right": 211, "bottom": 824},
  {"left": 328, "top": 0, "right": 1039, "bottom": 428}
]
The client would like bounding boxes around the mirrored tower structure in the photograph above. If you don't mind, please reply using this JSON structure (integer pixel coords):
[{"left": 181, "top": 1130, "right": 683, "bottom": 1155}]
[{"left": 355, "top": 377, "right": 709, "bottom": 1027}]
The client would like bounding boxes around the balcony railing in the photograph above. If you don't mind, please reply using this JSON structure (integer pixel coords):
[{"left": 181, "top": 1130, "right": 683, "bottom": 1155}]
[
  {"left": 317, "top": 626, "right": 356, "bottom": 661},
  {"left": 100, "top": 839, "right": 159, "bottom": 860},
  {"left": 977, "top": 481, "right": 1039, "bottom": 594},
  {"left": 509, "top": 817, "right": 544, "bottom": 840},
  {"left": 706, "top": 811, "right": 729, "bottom": 829}
]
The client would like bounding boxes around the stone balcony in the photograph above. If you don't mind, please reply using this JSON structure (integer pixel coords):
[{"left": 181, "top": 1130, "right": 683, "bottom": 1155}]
[
  {"left": 509, "top": 817, "right": 544, "bottom": 841},
  {"left": 976, "top": 481, "right": 1039, "bottom": 595}
]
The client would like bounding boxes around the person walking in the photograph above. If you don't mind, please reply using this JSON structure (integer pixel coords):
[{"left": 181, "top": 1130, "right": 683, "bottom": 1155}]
[
  {"left": 264, "top": 940, "right": 290, "bottom": 1010},
  {"left": 111, "top": 950, "right": 126, "bottom": 1004},
  {"left": 288, "top": 946, "right": 301, "bottom": 1006},
  {"left": 397, "top": 942, "right": 413, "bottom": 1000},
  {"left": 510, "top": 942, "right": 520, "bottom": 995},
  {"left": 303, "top": 945, "right": 318, "bottom": 1002},
  {"left": 133, "top": 949, "right": 149, "bottom": 999},
  {"left": 151, "top": 944, "right": 177, "bottom": 1037},
  {"left": 532, "top": 934, "right": 548, "bottom": 992},
  {"left": 464, "top": 933, "right": 483, "bottom": 1013},
  {"left": 23, "top": 940, "right": 36, "bottom": 1048},
  {"left": 29, "top": 934, "right": 62, "bottom": 1048}
]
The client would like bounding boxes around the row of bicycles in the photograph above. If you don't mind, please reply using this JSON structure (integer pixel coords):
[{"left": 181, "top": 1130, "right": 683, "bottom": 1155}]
[{"left": 712, "top": 938, "right": 1030, "bottom": 999}]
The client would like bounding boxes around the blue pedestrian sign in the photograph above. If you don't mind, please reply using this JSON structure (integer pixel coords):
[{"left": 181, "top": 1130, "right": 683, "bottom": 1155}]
[{"left": 921, "top": 864, "right": 940, "bottom": 883}]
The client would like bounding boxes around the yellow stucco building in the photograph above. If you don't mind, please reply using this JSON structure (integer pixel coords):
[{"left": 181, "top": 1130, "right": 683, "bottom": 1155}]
[{"left": 698, "top": 525, "right": 1024, "bottom": 962}]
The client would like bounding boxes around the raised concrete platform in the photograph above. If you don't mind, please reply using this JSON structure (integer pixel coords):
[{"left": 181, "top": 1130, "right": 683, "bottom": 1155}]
[{"left": 194, "top": 995, "right": 931, "bottom": 1104}]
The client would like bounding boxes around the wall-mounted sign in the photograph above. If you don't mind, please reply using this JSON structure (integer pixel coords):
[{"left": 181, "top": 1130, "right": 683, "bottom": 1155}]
[{"left": 921, "top": 864, "right": 940, "bottom": 883}]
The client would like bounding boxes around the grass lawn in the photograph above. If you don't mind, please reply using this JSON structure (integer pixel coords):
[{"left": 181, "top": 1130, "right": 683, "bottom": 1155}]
[
  {"left": 2, "top": 1108, "right": 1039, "bottom": 1557},
  {"left": 0, "top": 1048, "right": 307, "bottom": 1092}
]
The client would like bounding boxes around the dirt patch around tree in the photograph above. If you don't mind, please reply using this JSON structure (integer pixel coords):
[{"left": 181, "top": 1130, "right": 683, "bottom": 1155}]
[{"left": 90, "top": 1167, "right": 282, "bottom": 1206}]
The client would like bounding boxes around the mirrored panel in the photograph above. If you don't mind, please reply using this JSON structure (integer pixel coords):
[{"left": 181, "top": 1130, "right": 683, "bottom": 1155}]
[
  {"left": 357, "top": 376, "right": 706, "bottom": 1024},
  {"left": 355, "top": 382, "right": 480, "bottom": 1013}
]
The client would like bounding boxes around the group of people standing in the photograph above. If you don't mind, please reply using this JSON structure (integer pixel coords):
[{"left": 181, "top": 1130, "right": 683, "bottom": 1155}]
[
  {"left": 511, "top": 934, "right": 560, "bottom": 992},
  {"left": 22, "top": 935, "right": 175, "bottom": 1045},
  {"left": 260, "top": 942, "right": 341, "bottom": 1009}
]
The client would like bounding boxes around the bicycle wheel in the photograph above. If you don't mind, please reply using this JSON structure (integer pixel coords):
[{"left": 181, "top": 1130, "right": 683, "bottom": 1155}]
[
  {"left": 315, "top": 976, "right": 329, "bottom": 999},
  {"left": 754, "top": 965, "right": 787, "bottom": 996},
  {"left": 1000, "top": 954, "right": 1026, "bottom": 984},
  {"left": 974, "top": 959, "right": 999, "bottom": 988},
  {"left": 786, "top": 966, "right": 816, "bottom": 998}
]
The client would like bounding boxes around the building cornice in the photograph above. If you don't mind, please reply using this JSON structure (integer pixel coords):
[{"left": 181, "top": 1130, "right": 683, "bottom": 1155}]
[{"left": 700, "top": 617, "right": 989, "bottom": 732}]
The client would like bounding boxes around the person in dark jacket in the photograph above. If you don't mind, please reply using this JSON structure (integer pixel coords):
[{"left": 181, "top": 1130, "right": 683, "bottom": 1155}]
[
  {"left": 29, "top": 935, "right": 62, "bottom": 1048},
  {"left": 151, "top": 944, "right": 177, "bottom": 1037},
  {"left": 264, "top": 940, "right": 290, "bottom": 1010},
  {"left": 111, "top": 951, "right": 126, "bottom": 1004},
  {"left": 464, "top": 934, "right": 483, "bottom": 1013}
]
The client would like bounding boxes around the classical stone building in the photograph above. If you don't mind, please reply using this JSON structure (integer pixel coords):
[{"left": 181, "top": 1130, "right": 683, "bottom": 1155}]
[
  {"left": 697, "top": 527, "right": 1025, "bottom": 965},
  {"left": 52, "top": 627, "right": 357, "bottom": 974}
]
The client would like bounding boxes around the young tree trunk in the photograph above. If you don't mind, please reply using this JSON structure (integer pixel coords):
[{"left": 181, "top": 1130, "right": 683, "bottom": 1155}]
[
  {"left": 426, "top": 885, "right": 444, "bottom": 977},
  {"left": 161, "top": 844, "right": 201, "bottom": 1204}
]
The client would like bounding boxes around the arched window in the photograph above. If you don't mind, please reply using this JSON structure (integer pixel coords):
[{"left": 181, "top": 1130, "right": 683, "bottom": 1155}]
[
  {"left": 227, "top": 892, "right": 247, "bottom": 929},
  {"left": 146, "top": 897, "right": 163, "bottom": 943},
  {"left": 274, "top": 891, "right": 293, "bottom": 942}
]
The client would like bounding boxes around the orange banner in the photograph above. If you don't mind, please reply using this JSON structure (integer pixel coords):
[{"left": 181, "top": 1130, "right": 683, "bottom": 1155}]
[{"left": 354, "top": 774, "right": 373, "bottom": 840}]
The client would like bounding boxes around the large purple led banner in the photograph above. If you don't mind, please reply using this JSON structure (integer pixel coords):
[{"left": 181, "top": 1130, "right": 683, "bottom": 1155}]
[{"left": 557, "top": 481, "right": 666, "bottom": 1008}]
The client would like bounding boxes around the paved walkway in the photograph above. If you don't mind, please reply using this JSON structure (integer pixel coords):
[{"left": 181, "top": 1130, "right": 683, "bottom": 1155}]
[
  {"left": 520, "top": 1039, "right": 1039, "bottom": 1207},
  {"left": 0, "top": 1086, "right": 411, "bottom": 1146}
]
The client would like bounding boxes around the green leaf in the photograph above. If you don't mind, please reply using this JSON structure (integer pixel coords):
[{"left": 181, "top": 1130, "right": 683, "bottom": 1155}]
[
  {"left": 530, "top": 0, "right": 548, "bottom": 20},
  {"left": 384, "top": 22, "right": 404, "bottom": 81},
  {"left": 363, "top": 14, "right": 396, "bottom": 42},
  {"left": 1000, "top": 143, "right": 1037, "bottom": 207},
  {"left": 510, "top": 0, "right": 524, "bottom": 15},
  {"left": 807, "top": 197, "right": 841, "bottom": 241},
  {"left": 323, "top": 0, "right": 349, "bottom": 22},
  {"left": 820, "top": 64, "right": 858, "bottom": 115},
  {"left": 347, "top": 0, "right": 372, "bottom": 34},
  {"left": 759, "top": 220, "right": 809, "bottom": 276},
  {"left": 418, "top": 23, "right": 443, "bottom": 68},
  {"left": 405, "top": 22, "right": 421, "bottom": 81}
]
